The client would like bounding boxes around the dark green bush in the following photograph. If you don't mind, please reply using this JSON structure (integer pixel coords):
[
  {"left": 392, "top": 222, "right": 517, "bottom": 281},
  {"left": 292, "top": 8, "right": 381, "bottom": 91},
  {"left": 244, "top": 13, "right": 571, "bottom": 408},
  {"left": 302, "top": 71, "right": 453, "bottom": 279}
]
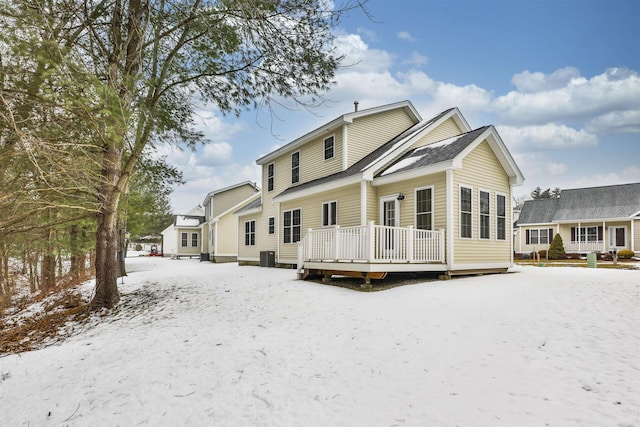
[{"left": 548, "top": 234, "right": 566, "bottom": 260}]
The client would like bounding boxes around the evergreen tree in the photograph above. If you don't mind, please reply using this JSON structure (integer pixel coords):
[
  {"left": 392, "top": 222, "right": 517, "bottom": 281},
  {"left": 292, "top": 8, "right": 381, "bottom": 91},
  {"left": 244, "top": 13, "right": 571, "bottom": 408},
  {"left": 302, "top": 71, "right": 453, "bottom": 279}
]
[{"left": 548, "top": 233, "right": 566, "bottom": 260}]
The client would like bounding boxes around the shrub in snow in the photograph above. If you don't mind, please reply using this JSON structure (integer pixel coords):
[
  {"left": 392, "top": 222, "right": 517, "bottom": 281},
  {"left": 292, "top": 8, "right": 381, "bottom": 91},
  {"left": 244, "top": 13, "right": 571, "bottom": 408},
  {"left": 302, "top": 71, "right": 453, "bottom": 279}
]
[
  {"left": 617, "top": 249, "right": 634, "bottom": 259},
  {"left": 548, "top": 234, "right": 566, "bottom": 260}
]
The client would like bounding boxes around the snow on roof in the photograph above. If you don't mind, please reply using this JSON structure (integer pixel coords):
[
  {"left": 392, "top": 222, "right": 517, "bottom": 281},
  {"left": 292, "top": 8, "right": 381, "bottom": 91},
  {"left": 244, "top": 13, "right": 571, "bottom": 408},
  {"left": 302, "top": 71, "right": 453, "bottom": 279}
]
[{"left": 175, "top": 216, "right": 202, "bottom": 227}]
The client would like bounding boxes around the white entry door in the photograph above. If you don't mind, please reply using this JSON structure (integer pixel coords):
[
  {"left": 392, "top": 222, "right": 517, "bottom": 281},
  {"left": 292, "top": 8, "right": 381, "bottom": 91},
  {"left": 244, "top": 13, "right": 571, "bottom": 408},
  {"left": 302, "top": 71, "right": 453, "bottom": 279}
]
[
  {"left": 609, "top": 226, "right": 627, "bottom": 249},
  {"left": 380, "top": 196, "right": 400, "bottom": 257}
]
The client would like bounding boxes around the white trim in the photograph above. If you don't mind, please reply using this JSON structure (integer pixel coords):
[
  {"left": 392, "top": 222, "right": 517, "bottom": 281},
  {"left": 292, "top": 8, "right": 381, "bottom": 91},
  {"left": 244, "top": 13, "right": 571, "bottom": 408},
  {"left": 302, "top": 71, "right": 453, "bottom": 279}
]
[
  {"left": 609, "top": 225, "right": 628, "bottom": 250},
  {"left": 202, "top": 180, "right": 259, "bottom": 206},
  {"left": 321, "top": 200, "right": 338, "bottom": 227},
  {"left": 273, "top": 174, "right": 362, "bottom": 203},
  {"left": 213, "top": 223, "right": 219, "bottom": 254},
  {"left": 267, "top": 162, "right": 275, "bottom": 192},
  {"left": 414, "top": 185, "right": 434, "bottom": 230},
  {"left": 446, "top": 169, "right": 454, "bottom": 268},
  {"left": 360, "top": 181, "right": 367, "bottom": 226},
  {"left": 323, "top": 134, "right": 336, "bottom": 161},
  {"left": 268, "top": 216, "right": 275, "bottom": 235},
  {"left": 282, "top": 206, "right": 303, "bottom": 244},
  {"left": 459, "top": 184, "right": 473, "bottom": 239},
  {"left": 478, "top": 188, "right": 491, "bottom": 240},
  {"left": 211, "top": 193, "right": 262, "bottom": 222},
  {"left": 291, "top": 151, "right": 300, "bottom": 184},
  {"left": 372, "top": 160, "right": 456, "bottom": 186},
  {"left": 235, "top": 206, "right": 262, "bottom": 217},
  {"left": 496, "top": 192, "right": 507, "bottom": 241},
  {"left": 243, "top": 220, "right": 256, "bottom": 246},
  {"left": 342, "top": 125, "right": 348, "bottom": 170},
  {"left": 380, "top": 195, "right": 400, "bottom": 227}
]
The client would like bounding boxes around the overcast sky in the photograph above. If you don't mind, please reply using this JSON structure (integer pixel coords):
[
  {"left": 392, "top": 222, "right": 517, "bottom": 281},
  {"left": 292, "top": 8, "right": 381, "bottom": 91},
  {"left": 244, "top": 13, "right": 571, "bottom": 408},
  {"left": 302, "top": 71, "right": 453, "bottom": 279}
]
[{"left": 161, "top": 0, "right": 640, "bottom": 213}]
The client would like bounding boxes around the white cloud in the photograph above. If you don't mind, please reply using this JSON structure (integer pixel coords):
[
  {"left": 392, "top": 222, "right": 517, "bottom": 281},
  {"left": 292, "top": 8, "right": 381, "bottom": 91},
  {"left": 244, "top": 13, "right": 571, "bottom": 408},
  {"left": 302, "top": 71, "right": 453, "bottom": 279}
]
[
  {"left": 585, "top": 110, "right": 640, "bottom": 134},
  {"left": 498, "top": 124, "right": 598, "bottom": 151},
  {"left": 495, "top": 68, "right": 640, "bottom": 127},
  {"left": 402, "top": 51, "right": 428, "bottom": 67},
  {"left": 397, "top": 31, "right": 416, "bottom": 42},
  {"left": 199, "top": 142, "right": 233, "bottom": 165},
  {"left": 546, "top": 162, "right": 568, "bottom": 176},
  {"left": 511, "top": 67, "right": 581, "bottom": 93},
  {"left": 566, "top": 166, "right": 640, "bottom": 190},
  {"left": 334, "top": 34, "right": 394, "bottom": 72}
]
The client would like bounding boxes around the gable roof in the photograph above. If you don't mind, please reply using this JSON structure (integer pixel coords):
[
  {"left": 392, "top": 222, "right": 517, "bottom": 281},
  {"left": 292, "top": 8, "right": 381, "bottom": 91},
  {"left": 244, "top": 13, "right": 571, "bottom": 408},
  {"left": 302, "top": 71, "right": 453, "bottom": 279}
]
[
  {"left": 517, "top": 182, "right": 640, "bottom": 225},
  {"left": 234, "top": 196, "right": 263, "bottom": 216},
  {"left": 202, "top": 180, "right": 259, "bottom": 206},
  {"left": 255, "top": 100, "right": 422, "bottom": 165},
  {"left": 271, "top": 108, "right": 465, "bottom": 202},
  {"left": 376, "top": 126, "right": 489, "bottom": 178}
]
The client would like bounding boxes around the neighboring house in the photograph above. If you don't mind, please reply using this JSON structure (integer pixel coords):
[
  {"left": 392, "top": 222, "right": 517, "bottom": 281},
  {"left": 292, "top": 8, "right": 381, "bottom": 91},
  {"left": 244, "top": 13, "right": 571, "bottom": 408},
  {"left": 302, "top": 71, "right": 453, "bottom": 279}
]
[
  {"left": 161, "top": 206, "right": 205, "bottom": 258},
  {"left": 236, "top": 100, "right": 524, "bottom": 281},
  {"left": 201, "top": 181, "right": 260, "bottom": 262},
  {"left": 515, "top": 183, "right": 640, "bottom": 255}
]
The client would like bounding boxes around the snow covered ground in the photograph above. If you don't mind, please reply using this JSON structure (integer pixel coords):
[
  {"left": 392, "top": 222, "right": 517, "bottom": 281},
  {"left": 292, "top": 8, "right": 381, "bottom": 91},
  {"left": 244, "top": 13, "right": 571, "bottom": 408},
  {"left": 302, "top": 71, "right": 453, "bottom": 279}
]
[{"left": 1, "top": 256, "right": 638, "bottom": 426}]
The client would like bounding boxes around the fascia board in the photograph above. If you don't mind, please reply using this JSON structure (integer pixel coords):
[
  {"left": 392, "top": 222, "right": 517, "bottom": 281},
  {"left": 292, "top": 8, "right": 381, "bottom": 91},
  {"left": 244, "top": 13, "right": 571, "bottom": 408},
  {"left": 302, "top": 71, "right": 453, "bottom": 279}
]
[
  {"left": 372, "top": 161, "right": 454, "bottom": 186},
  {"left": 234, "top": 206, "right": 262, "bottom": 217},
  {"left": 555, "top": 216, "right": 636, "bottom": 223},
  {"left": 272, "top": 174, "right": 363, "bottom": 203}
]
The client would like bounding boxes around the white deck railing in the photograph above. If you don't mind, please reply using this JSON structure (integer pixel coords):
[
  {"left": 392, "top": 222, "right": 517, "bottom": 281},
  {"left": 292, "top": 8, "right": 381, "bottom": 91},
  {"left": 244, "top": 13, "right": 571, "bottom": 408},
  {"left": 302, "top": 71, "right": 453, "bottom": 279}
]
[
  {"left": 298, "top": 222, "right": 445, "bottom": 269},
  {"left": 564, "top": 241, "right": 606, "bottom": 253}
]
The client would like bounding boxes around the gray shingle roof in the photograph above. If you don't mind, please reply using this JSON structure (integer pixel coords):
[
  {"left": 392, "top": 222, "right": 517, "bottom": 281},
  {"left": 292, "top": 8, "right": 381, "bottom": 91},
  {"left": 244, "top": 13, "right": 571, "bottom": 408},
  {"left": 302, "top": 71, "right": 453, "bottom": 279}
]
[
  {"left": 274, "top": 108, "right": 455, "bottom": 198},
  {"left": 517, "top": 182, "right": 640, "bottom": 224},
  {"left": 234, "top": 196, "right": 262, "bottom": 215},
  {"left": 376, "top": 126, "right": 489, "bottom": 177}
]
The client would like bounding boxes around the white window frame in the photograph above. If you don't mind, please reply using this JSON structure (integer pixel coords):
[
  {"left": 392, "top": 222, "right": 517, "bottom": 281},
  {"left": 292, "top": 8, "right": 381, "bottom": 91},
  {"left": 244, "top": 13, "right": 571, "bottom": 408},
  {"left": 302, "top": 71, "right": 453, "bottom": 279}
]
[
  {"left": 322, "top": 200, "right": 337, "bottom": 227},
  {"left": 459, "top": 185, "right": 473, "bottom": 239},
  {"left": 191, "top": 232, "right": 198, "bottom": 247},
  {"left": 324, "top": 135, "right": 335, "bottom": 160},
  {"left": 283, "top": 208, "right": 302, "bottom": 244},
  {"left": 496, "top": 193, "right": 506, "bottom": 241},
  {"left": 245, "top": 220, "right": 256, "bottom": 246},
  {"left": 529, "top": 228, "right": 549, "bottom": 245},
  {"left": 414, "top": 185, "right": 434, "bottom": 231},
  {"left": 379, "top": 195, "right": 400, "bottom": 227},
  {"left": 267, "top": 163, "right": 275, "bottom": 192},
  {"left": 268, "top": 216, "right": 275, "bottom": 235},
  {"left": 181, "top": 232, "right": 188, "bottom": 247},
  {"left": 479, "top": 189, "right": 490, "bottom": 240},
  {"left": 291, "top": 151, "right": 300, "bottom": 184}
]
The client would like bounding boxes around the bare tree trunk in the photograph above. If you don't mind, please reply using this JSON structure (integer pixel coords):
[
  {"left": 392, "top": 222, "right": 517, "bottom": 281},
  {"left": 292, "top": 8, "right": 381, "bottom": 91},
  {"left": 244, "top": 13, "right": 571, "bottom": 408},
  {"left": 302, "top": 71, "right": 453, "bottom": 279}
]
[
  {"left": 41, "top": 225, "right": 56, "bottom": 292},
  {"left": 28, "top": 252, "right": 37, "bottom": 293}
]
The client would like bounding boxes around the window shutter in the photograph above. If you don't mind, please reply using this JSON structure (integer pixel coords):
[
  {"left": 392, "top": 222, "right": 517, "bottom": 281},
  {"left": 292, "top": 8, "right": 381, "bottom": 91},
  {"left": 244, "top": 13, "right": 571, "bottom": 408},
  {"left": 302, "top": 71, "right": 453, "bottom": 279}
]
[
  {"left": 571, "top": 227, "right": 575, "bottom": 242},
  {"left": 598, "top": 226, "right": 603, "bottom": 241},
  {"left": 526, "top": 230, "right": 530, "bottom": 244},
  {"left": 549, "top": 229, "right": 553, "bottom": 243}
]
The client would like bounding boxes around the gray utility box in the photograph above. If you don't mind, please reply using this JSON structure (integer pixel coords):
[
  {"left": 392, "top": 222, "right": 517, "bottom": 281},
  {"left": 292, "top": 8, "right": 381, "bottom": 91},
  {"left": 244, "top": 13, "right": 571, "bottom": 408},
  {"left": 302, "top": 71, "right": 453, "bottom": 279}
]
[{"left": 259, "top": 251, "right": 275, "bottom": 267}]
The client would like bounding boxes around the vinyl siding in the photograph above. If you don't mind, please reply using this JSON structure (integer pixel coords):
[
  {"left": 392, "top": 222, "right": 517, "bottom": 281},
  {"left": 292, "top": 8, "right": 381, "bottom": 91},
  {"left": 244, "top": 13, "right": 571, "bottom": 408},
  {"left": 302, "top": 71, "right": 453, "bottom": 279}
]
[
  {"left": 634, "top": 218, "right": 640, "bottom": 252},
  {"left": 296, "top": 131, "right": 343, "bottom": 182},
  {"left": 216, "top": 213, "right": 239, "bottom": 255},
  {"left": 278, "top": 184, "right": 362, "bottom": 260},
  {"left": 175, "top": 228, "right": 201, "bottom": 255},
  {"left": 212, "top": 185, "right": 257, "bottom": 217},
  {"left": 375, "top": 173, "right": 446, "bottom": 229},
  {"left": 452, "top": 140, "right": 512, "bottom": 264},
  {"left": 412, "top": 117, "right": 463, "bottom": 149},
  {"left": 347, "top": 109, "right": 416, "bottom": 168}
]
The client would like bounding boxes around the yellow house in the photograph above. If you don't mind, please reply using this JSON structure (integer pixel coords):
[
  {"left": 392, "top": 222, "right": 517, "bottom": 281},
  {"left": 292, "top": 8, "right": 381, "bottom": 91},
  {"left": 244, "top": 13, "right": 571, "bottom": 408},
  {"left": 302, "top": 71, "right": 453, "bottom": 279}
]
[
  {"left": 515, "top": 183, "right": 640, "bottom": 256},
  {"left": 236, "top": 100, "right": 524, "bottom": 282},
  {"left": 161, "top": 206, "right": 205, "bottom": 259},
  {"left": 201, "top": 181, "right": 260, "bottom": 262}
]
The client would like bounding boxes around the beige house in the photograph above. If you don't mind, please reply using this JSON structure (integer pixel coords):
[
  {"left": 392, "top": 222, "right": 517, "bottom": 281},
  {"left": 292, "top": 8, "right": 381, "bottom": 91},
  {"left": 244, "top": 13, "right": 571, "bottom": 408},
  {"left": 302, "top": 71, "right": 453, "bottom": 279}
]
[
  {"left": 201, "top": 181, "right": 260, "bottom": 262},
  {"left": 161, "top": 206, "right": 205, "bottom": 259},
  {"left": 515, "top": 183, "right": 640, "bottom": 255},
  {"left": 236, "top": 100, "right": 524, "bottom": 281}
]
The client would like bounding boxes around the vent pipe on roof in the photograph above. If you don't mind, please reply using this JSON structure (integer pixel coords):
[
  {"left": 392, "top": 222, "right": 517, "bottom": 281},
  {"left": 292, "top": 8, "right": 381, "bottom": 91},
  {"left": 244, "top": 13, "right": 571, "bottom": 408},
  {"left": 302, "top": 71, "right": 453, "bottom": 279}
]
[{"left": 354, "top": 101, "right": 359, "bottom": 112}]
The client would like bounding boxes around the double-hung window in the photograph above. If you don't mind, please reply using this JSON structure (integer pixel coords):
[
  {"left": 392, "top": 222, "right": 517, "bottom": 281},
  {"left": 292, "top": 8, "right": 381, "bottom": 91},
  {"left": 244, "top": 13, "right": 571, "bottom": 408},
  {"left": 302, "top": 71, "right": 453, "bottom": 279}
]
[
  {"left": 322, "top": 201, "right": 337, "bottom": 227},
  {"left": 191, "top": 232, "right": 198, "bottom": 247},
  {"left": 245, "top": 220, "right": 256, "bottom": 246},
  {"left": 267, "top": 163, "right": 274, "bottom": 192},
  {"left": 283, "top": 208, "right": 301, "bottom": 243},
  {"left": 181, "top": 232, "right": 188, "bottom": 247},
  {"left": 528, "top": 228, "right": 550, "bottom": 245},
  {"left": 460, "top": 186, "right": 472, "bottom": 238},
  {"left": 324, "top": 136, "right": 334, "bottom": 160},
  {"left": 415, "top": 187, "right": 433, "bottom": 230},
  {"left": 479, "top": 190, "right": 490, "bottom": 239},
  {"left": 496, "top": 194, "right": 506, "bottom": 240},
  {"left": 268, "top": 217, "right": 275, "bottom": 235},
  {"left": 291, "top": 152, "right": 300, "bottom": 184}
]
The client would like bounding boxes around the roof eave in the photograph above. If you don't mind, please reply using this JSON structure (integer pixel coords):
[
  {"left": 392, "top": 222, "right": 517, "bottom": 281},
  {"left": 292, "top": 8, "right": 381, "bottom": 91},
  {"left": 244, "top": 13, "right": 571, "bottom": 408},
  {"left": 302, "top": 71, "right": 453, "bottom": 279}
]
[
  {"left": 273, "top": 174, "right": 363, "bottom": 203},
  {"left": 373, "top": 161, "right": 455, "bottom": 186}
]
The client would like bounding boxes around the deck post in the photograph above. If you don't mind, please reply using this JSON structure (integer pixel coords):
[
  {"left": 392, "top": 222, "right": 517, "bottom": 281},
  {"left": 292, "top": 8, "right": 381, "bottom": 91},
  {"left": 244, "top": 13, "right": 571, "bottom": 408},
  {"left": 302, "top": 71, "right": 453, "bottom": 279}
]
[
  {"left": 306, "top": 228, "right": 313, "bottom": 261},
  {"left": 407, "top": 225, "right": 414, "bottom": 263},
  {"left": 439, "top": 229, "right": 445, "bottom": 263},
  {"left": 367, "top": 221, "right": 375, "bottom": 262},
  {"left": 334, "top": 225, "right": 340, "bottom": 261}
]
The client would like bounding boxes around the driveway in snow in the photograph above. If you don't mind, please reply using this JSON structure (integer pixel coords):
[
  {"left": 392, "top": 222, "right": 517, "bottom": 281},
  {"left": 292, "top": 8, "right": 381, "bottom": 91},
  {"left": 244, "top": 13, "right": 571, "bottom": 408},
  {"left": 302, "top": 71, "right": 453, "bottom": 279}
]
[{"left": 1, "top": 256, "right": 639, "bottom": 426}]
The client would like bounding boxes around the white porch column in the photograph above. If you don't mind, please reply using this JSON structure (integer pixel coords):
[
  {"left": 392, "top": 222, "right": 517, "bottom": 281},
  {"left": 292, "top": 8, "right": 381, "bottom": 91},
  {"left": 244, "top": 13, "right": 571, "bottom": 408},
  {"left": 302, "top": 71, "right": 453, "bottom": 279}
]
[
  {"left": 602, "top": 221, "right": 606, "bottom": 252},
  {"left": 367, "top": 221, "right": 375, "bottom": 262},
  {"left": 631, "top": 219, "right": 636, "bottom": 252},
  {"left": 446, "top": 169, "right": 454, "bottom": 268},
  {"left": 333, "top": 225, "right": 340, "bottom": 260},
  {"left": 578, "top": 221, "right": 581, "bottom": 252},
  {"left": 407, "top": 225, "right": 414, "bottom": 263},
  {"left": 360, "top": 181, "right": 367, "bottom": 226}
]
